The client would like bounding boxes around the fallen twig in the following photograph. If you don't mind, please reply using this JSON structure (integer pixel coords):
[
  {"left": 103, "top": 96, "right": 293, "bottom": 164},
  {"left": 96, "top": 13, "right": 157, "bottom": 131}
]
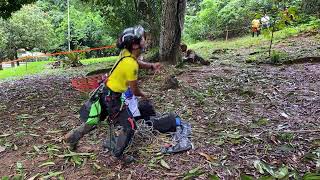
[
  {"left": 56, "top": 152, "right": 94, "bottom": 158},
  {"left": 245, "top": 129, "right": 320, "bottom": 138},
  {"left": 270, "top": 129, "right": 320, "bottom": 133}
]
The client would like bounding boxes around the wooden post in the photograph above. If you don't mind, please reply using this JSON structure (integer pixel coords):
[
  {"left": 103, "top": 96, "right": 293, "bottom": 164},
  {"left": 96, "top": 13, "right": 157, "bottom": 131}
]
[
  {"left": 0, "top": 62, "right": 3, "bottom": 70},
  {"left": 225, "top": 26, "right": 229, "bottom": 41}
]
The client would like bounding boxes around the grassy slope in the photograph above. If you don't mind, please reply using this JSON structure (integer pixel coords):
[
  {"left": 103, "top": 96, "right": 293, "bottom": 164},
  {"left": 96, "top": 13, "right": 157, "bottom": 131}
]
[
  {"left": 190, "top": 24, "right": 317, "bottom": 59},
  {"left": 0, "top": 56, "right": 118, "bottom": 80}
]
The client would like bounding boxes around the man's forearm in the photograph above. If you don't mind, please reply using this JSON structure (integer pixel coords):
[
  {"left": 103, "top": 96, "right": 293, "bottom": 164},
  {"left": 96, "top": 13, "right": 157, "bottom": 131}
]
[{"left": 138, "top": 60, "right": 153, "bottom": 70}]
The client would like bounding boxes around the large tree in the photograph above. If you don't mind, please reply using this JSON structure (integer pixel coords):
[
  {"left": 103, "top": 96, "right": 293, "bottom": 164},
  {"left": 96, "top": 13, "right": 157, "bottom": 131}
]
[
  {"left": 54, "top": 3, "right": 111, "bottom": 50},
  {"left": 82, "top": 0, "right": 141, "bottom": 37},
  {"left": 37, "top": 0, "right": 112, "bottom": 51},
  {"left": 81, "top": 0, "right": 162, "bottom": 47},
  {"left": 8, "top": 4, "right": 57, "bottom": 57},
  {"left": 159, "top": 0, "right": 186, "bottom": 64},
  {"left": 136, "top": 0, "right": 162, "bottom": 47}
]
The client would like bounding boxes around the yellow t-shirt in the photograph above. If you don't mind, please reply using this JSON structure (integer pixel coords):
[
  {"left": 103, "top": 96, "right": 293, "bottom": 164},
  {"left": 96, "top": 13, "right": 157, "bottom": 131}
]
[
  {"left": 252, "top": 19, "right": 260, "bottom": 28},
  {"left": 106, "top": 49, "right": 139, "bottom": 93}
]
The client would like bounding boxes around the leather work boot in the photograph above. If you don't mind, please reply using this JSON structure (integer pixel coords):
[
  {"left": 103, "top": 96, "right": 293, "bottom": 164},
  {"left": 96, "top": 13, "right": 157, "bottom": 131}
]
[
  {"left": 64, "top": 123, "right": 95, "bottom": 150},
  {"left": 103, "top": 139, "right": 136, "bottom": 165},
  {"left": 119, "top": 155, "right": 136, "bottom": 164},
  {"left": 110, "top": 126, "right": 134, "bottom": 157},
  {"left": 107, "top": 154, "right": 136, "bottom": 165},
  {"left": 103, "top": 125, "right": 135, "bottom": 164}
]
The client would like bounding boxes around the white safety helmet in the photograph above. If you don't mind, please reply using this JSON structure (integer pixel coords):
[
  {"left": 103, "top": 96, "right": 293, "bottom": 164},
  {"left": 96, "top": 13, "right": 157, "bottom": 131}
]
[{"left": 117, "top": 25, "right": 145, "bottom": 50}]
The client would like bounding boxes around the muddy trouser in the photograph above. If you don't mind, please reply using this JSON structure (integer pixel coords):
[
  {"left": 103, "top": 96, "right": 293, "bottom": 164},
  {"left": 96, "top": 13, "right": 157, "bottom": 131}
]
[
  {"left": 134, "top": 100, "right": 177, "bottom": 133},
  {"left": 101, "top": 87, "right": 135, "bottom": 158},
  {"left": 252, "top": 27, "right": 260, "bottom": 37},
  {"left": 145, "top": 113, "right": 177, "bottom": 133},
  {"left": 64, "top": 122, "right": 97, "bottom": 150}
]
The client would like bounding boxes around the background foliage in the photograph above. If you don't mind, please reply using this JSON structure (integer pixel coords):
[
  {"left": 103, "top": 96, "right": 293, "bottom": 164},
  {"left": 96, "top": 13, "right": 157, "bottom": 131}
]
[
  {"left": 0, "top": 0, "right": 319, "bottom": 61},
  {"left": 183, "top": 0, "right": 319, "bottom": 42},
  {"left": 0, "top": 18, "right": 9, "bottom": 56},
  {"left": 0, "top": 0, "right": 36, "bottom": 19},
  {"left": 9, "top": 4, "right": 56, "bottom": 52}
]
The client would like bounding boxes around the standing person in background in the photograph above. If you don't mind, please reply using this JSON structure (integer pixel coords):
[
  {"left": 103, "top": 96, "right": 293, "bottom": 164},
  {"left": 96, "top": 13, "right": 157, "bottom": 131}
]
[
  {"left": 251, "top": 17, "right": 261, "bottom": 37},
  {"left": 261, "top": 14, "right": 270, "bottom": 29}
]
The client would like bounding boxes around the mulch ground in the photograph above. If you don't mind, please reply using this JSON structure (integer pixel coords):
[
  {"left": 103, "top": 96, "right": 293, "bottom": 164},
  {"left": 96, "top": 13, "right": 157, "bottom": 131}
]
[{"left": 0, "top": 34, "right": 319, "bottom": 179}]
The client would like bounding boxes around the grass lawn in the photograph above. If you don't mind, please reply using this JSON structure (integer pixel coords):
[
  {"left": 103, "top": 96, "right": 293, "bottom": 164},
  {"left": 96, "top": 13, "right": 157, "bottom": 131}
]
[
  {"left": 80, "top": 56, "right": 118, "bottom": 65},
  {"left": 0, "top": 56, "right": 117, "bottom": 80},
  {"left": 0, "top": 61, "right": 50, "bottom": 80}
]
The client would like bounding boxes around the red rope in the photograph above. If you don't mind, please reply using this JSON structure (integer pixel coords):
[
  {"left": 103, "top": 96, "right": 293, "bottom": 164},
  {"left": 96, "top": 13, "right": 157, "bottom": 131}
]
[{"left": 1, "top": 45, "right": 115, "bottom": 64}]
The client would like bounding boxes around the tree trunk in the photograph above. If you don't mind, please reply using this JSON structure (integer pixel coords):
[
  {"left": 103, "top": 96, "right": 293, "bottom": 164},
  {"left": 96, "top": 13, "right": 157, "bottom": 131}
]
[
  {"left": 159, "top": 0, "right": 186, "bottom": 64},
  {"left": 137, "top": 0, "right": 161, "bottom": 48},
  {"left": 0, "top": 63, "right": 3, "bottom": 70}
]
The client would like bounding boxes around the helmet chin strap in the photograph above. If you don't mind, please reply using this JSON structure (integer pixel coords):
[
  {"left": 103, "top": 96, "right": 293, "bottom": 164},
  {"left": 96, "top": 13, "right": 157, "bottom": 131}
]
[
  {"left": 131, "top": 45, "right": 144, "bottom": 52},
  {"left": 131, "top": 46, "right": 145, "bottom": 58}
]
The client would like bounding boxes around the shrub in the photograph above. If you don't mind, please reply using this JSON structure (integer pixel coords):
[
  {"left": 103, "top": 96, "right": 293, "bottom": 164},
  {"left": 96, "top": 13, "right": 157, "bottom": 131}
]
[
  {"left": 246, "top": 56, "right": 257, "bottom": 63},
  {"left": 270, "top": 50, "right": 288, "bottom": 64}
]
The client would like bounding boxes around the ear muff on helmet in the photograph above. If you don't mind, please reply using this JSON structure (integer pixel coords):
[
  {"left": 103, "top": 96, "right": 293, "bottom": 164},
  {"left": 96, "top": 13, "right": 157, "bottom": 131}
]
[{"left": 117, "top": 25, "right": 145, "bottom": 50}]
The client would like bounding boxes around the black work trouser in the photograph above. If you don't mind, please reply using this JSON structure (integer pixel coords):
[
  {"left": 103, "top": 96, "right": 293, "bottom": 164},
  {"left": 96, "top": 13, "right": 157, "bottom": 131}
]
[
  {"left": 100, "top": 87, "right": 135, "bottom": 158},
  {"left": 252, "top": 29, "right": 260, "bottom": 37},
  {"left": 134, "top": 100, "right": 177, "bottom": 133}
]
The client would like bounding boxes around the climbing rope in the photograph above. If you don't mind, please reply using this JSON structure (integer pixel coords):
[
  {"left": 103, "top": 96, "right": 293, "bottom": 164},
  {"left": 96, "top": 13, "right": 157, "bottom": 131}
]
[{"left": 125, "top": 119, "right": 162, "bottom": 153}]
